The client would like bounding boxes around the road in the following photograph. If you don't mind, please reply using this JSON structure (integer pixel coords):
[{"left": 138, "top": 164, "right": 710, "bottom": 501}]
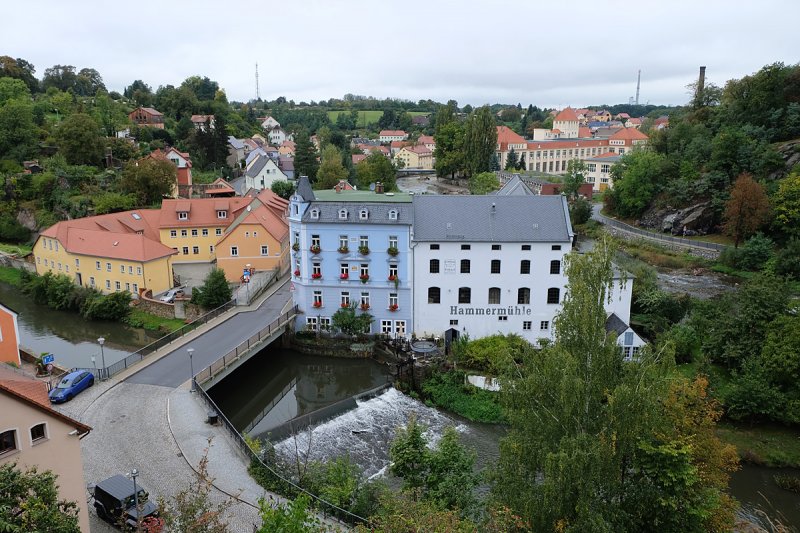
[{"left": 127, "top": 281, "right": 291, "bottom": 388}]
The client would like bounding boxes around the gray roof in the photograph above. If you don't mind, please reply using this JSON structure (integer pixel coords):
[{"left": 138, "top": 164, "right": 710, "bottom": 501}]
[
  {"left": 296, "top": 175, "right": 315, "bottom": 202},
  {"left": 412, "top": 195, "right": 573, "bottom": 242},
  {"left": 301, "top": 202, "right": 412, "bottom": 225},
  {"left": 228, "top": 136, "right": 245, "bottom": 150},
  {"left": 605, "top": 312, "right": 629, "bottom": 335},
  {"left": 229, "top": 176, "right": 246, "bottom": 195},
  {"left": 245, "top": 148, "right": 267, "bottom": 167},
  {"left": 495, "top": 175, "right": 535, "bottom": 196},
  {"left": 245, "top": 154, "right": 268, "bottom": 178}
]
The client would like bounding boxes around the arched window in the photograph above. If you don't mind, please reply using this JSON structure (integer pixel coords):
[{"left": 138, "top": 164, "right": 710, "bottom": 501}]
[
  {"left": 547, "top": 288, "right": 560, "bottom": 304},
  {"left": 458, "top": 287, "right": 471, "bottom": 304},
  {"left": 388, "top": 210, "right": 398, "bottom": 220},
  {"left": 338, "top": 209, "right": 348, "bottom": 220},
  {"left": 517, "top": 288, "right": 530, "bottom": 304},
  {"left": 428, "top": 287, "right": 441, "bottom": 304},
  {"left": 429, "top": 259, "right": 440, "bottom": 273},
  {"left": 310, "top": 208, "right": 319, "bottom": 219},
  {"left": 359, "top": 209, "right": 369, "bottom": 220},
  {"left": 488, "top": 287, "right": 501, "bottom": 305},
  {"left": 550, "top": 260, "right": 561, "bottom": 274},
  {"left": 490, "top": 259, "right": 501, "bottom": 274},
  {"left": 520, "top": 260, "right": 530, "bottom": 274}
]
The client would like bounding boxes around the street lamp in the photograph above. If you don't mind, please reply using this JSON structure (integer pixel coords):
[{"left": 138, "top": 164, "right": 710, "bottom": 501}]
[
  {"left": 97, "top": 337, "right": 106, "bottom": 381},
  {"left": 187, "top": 348, "right": 195, "bottom": 392},
  {"left": 128, "top": 468, "right": 140, "bottom": 532}
]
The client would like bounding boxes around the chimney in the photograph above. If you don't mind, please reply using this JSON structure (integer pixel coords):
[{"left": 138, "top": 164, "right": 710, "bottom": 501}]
[
  {"left": 695, "top": 66, "right": 706, "bottom": 107},
  {"left": 375, "top": 182, "right": 384, "bottom": 194},
  {"left": 335, "top": 182, "right": 342, "bottom": 193}
]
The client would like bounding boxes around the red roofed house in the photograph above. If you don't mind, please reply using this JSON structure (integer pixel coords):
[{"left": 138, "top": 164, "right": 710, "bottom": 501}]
[
  {"left": 395, "top": 145, "right": 433, "bottom": 170},
  {"left": 496, "top": 126, "right": 528, "bottom": 169},
  {"left": 626, "top": 117, "right": 643, "bottom": 128},
  {"left": 418, "top": 135, "right": 436, "bottom": 152},
  {"left": 0, "top": 365, "right": 92, "bottom": 532},
  {"left": 0, "top": 303, "right": 21, "bottom": 366},
  {"left": 129, "top": 107, "right": 165, "bottom": 129},
  {"left": 190, "top": 114, "right": 215, "bottom": 131},
  {"left": 553, "top": 107, "right": 580, "bottom": 138},
  {"left": 379, "top": 130, "right": 408, "bottom": 143},
  {"left": 352, "top": 154, "right": 367, "bottom": 165}
]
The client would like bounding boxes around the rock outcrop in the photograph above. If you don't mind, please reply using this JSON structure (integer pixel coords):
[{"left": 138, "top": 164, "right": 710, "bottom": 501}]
[{"left": 638, "top": 201, "right": 717, "bottom": 235}]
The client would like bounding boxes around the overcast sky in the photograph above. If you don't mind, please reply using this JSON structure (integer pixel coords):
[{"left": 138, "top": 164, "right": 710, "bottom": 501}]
[{"left": 4, "top": 1, "right": 799, "bottom": 108}]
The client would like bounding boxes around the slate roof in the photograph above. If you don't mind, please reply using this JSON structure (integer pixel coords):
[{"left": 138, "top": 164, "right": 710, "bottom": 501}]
[
  {"left": 246, "top": 154, "right": 269, "bottom": 178},
  {"left": 412, "top": 195, "right": 573, "bottom": 242},
  {"left": 228, "top": 136, "right": 246, "bottom": 150},
  {"left": 295, "top": 175, "right": 316, "bottom": 202},
  {"left": 495, "top": 175, "right": 535, "bottom": 196},
  {"left": 605, "top": 312, "right": 629, "bottom": 335},
  {"left": 301, "top": 202, "right": 413, "bottom": 225}
]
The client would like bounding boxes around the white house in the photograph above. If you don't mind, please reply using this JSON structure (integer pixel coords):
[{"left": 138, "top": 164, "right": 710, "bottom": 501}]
[
  {"left": 261, "top": 116, "right": 280, "bottom": 130},
  {"left": 239, "top": 153, "right": 288, "bottom": 193},
  {"left": 606, "top": 313, "right": 646, "bottom": 360},
  {"left": 379, "top": 130, "right": 408, "bottom": 143},
  {"left": 268, "top": 127, "right": 292, "bottom": 146}
]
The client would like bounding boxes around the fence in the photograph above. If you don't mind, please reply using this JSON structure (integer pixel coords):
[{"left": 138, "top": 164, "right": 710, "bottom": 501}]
[
  {"left": 233, "top": 268, "right": 280, "bottom": 306},
  {"left": 596, "top": 213, "right": 727, "bottom": 252},
  {"left": 72, "top": 299, "right": 235, "bottom": 380},
  {"left": 194, "top": 306, "right": 298, "bottom": 386},
  {"left": 193, "top": 382, "right": 367, "bottom": 525}
]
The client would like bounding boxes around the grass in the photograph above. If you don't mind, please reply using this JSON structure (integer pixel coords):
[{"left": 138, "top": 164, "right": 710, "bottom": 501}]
[
  {"left": 421, "top": 370, "right": 505, "bottom": 424},
  {"left": 326, "top": 110, "right": 429, "bottom": 128},
  {"left": 0, "top": 242, "right": 32, "bottom": 256},
  {"left": 125, "top": 308, "right": 186, "bottom": 333},
  {"left": 0, "top": 266, "right": 23, "bottom": 286},
  {"left": 716, "top": 422, "right": 800, "bottom": 468}
]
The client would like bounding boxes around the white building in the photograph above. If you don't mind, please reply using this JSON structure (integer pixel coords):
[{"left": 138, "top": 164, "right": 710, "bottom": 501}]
[
  {"left": 583, "top": 152, "right": 621, "bottom": 192},
  {"left": 268, "top": 127, "right": 291, "bottom": 146},
  {"left": 379, "top": 130, "right": 408, "bottom": 143},
  {"left": 261, "top": 116, "right": 280, "bottom": 130}
]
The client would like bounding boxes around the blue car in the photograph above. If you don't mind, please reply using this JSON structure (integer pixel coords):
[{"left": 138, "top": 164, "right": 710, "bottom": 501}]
[{"left": 49, "top": 370, "right": 94, "bottom": 403}]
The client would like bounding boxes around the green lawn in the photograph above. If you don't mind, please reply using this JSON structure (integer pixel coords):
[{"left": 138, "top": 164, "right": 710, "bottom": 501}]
[
  {"left": 326, "top": 110, "right": 429, "bottom": 128},
  {"left": 0, "top": 242, "right": 32, "bottom": 256},
  {"left": 125, "top": 308, "right": 187, "bottom": 333},
  {"left": 0, "top": 266, "right": 23, "bottom": 286},
  {"left": 716, "top": 422, "right": 800, "bottom": 467}
]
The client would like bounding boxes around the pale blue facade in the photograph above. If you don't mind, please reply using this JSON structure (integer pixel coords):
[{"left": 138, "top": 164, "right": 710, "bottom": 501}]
[{"left": 289, "top": 178, "right": 413, "bottom": 338}]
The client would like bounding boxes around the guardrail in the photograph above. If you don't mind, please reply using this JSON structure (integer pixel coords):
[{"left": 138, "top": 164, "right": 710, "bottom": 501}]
[
  {"left": 194, "top": 382, "right": 367, "bottom": 525},
  {"left": 595, "top": 211, "right": 727, "bottom": 252},
  {"left": 194, "top": 306, "right": 298, "bottom": 386}
]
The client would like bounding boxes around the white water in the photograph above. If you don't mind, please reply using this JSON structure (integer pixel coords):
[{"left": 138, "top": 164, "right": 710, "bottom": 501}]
[{"left": 273, "top": 388, "right": 467, "bottom": 479}]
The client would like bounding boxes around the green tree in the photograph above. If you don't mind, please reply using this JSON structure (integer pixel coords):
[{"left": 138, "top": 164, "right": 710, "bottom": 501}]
[
  {"left": 123, "top": 79, "right": 153, "bottom": 107},
  {"left": 293, "top": 129, "right": 319, "bottom": 180},
  {"left": 0, "top": 99, "right": 38, "bottom": 161},
  {"left": 378, "top": 108, "right": 397, "bottom": 129},
  {"left": 504, "top": 148, "right": 518, "bottom": 170},
  {"left": 257, "top": 495, "right": 320, "bottom": 533},
  {"left": 468, "top": 171, "right": 499, "bottom": 195},
  {"left": 0, "top": 77, "right": 30, "bottom": 105},
  {"left": 607, "top": 151, "right": 668, "bottom": 218},
  {"left": 74, "top": 68, "right": 105, "bottom": 96},
  {"left": 315, "top": 144, "right": 347, "bottom": 190},
  {"left": 389, "top": 415, "right": 429, "bottom": 493},
  {"left": 0, "top": 56, "right": 39, "bottom": 93},
  {"left": 55, "top": 113, "right": 104, "bottom": 165},
  {"left": 773, "top": 170, "right": 800, "bottom": 239},
  {"left": 563, "top": 159, "right": 587, "bottom": 201},
  {"left": 330, "top": 303, "right": 373, "bottom": 335},
  {"left": 270, "top": 180, "right": 295, "bottom": 200},
  {"left": 434, "top": 120, "right": 464, "bottom": 178},
  {"left": 463, "top": 106, "right": 497, "bottom": 176},
  {"left": 0, "top": 462, "right": 81, "bottom": 532},
  {"left": 191, "top": 268, "right": 232, "bottom": 310},
  {"left": 119, "top": 157, "right": 177, "bottom": 205},
  {"left": 42, "top": 64, "right": 77, "bottom": 92},
  {"left": 355, "top": 151, "right": 396, "bottom": 190}
]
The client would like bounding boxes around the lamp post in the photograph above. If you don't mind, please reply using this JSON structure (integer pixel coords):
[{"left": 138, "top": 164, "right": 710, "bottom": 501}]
[
  {"left": 97, "top": 337, "right": 106, "bottom": 381},
  {"left": 128, "top": 468, "right": 140, "bottom": 532},
  {"left": 187, "top": 348, "right": 195, "bottom": 392}
]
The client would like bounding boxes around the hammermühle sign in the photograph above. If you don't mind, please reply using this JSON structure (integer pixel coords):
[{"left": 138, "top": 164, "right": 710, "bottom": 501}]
[{"left": 449, "top": 306, "right": 532, "bottom": 316}]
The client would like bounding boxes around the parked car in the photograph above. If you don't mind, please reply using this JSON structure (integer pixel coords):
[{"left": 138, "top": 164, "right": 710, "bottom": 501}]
[
  {"left": 93, "top": 474, "right": 163, "bottom": 530},
  {"left": 159, "top": 287, "right": 184, "bottom": 303},
  {"left": 48, "top": 370, "right": 94, "bottom": 403}
]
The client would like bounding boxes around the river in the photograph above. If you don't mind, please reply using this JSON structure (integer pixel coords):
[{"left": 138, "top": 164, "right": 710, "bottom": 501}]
[{"left": 0, "top": 282, "right": 160, "bottom": 369}]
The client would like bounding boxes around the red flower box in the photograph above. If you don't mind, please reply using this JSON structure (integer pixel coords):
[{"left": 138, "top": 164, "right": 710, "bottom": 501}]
[
  {"left": 389, "top": 304, "right": 399, "bottom": 312},
  {"left": 388, "top": 275, "right": 397, "bottom": 281},
  {"left": 340, "top": 273, "right": 349, "bottom": 280},
  {"left": 294, "top": 270, "right": 300, "bottom": 276},
  {"left": 360, "top": 303, "right": 370, "bottom": 311},
  {"left": 312, "top": 301, "right": 322, "bottom": 308},
  {"left": 359, "top": 274, "right": 369, "bottom": 282},
  {"left": 341, "top": 302, "right": 349, "bottom": 308},
  {"left": 311, "top": 273, "right": 322, "bottom": 279},
  {"left": 309, "top": 245, "right": 321, "bottom": 254}
]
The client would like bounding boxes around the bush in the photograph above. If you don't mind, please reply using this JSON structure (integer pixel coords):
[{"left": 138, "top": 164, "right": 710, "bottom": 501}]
[
  {"left": 774, "top": 238, "right": 800, "bottom": 279},
  {"left": 569, "top": 197, "right": 593, "bottom": 226},
  {"left": 0, "top": 214, "right": 30, "bottom": 242},
  {"left": 660, "top": 323, "right": 699, "bottom": 363},
  {"left": 724, "top": 360, "right": 786, "bottom": 422},
  {"left": 191, "top": 268, "right": 232, "bottom": 310},
  {"left": 82, "top": 291, "right": 132, "bottom": 321},
  {"left": 719, "top": 233, "right": 774, "bottom": 271},
  {"left": 422, "top": 370, "right": 505, "bottom": 423},
  {"left": 456, "top": 334, "right": 530, "bottom": 373}
]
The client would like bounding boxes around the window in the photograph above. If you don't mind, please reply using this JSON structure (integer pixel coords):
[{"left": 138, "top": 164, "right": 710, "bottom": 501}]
[
  {"left": 523, "top": 321, "right": 532, "bottom": 331},
  {"left": 429, "top": 259, "right": 440, "bottom": 273},
  {"left": 217, "top": 210, "right": 227, "bottom": 219},
  {"left": 388, "top": 210, "right": 398, "bottom": 220},
  {"left": 44, "top": 259, "right": 48, "bottom": 267},
  {"left": 458, "top": 287, "right": 471, "bottom": 304},
  {"left": 133, "top": 283, "right": 138, "bottom": 294},
  {"left": 624, "top": 331, "right": 634, "bottom": 346},
  {"left": 360, "top": 264, "right": 369, "bottom": 277},
  {"left": 230, "top": 246, "right": 238, "bottom": 257},
  {"left": 31, "top": 423, "right": 47, "bottom": 442},
  {"left": 0, "top": 429, "right": 17, "bottom": 455},
  {"left": 202, "top": 228, "right": 209, "bottom": 236},
  {"left": 359, "top": 209, "right": 369, "bottom": 220},
  {"left": 360, "top": 292, "right": 370, "bottom": 307},
  {"left": 340, "top": 263, "right": 349, "bottom": 276},
  {"left": 182, "top": 247, "right": 189, "bottom": 255},
  {"left": 106, "top": 280, "right": 111, "bottom": 290},
  {"left": 125, "top": 283, "right": 130, "bottom": 291},
  {"left": 339, "top": 235, "right": 348, "bottom": 249},
  {"left": 170, "top": 230, "right": 177, "bottom": 238},
  {"left": 430, "top": 244, "right": 440, "bottom": 250},
  {"left": 517, "top": 288, "right": 530, "bottom": 304},
  {"left": 341, "top": 291, "right": 350, "bottom": 306},
  {"left": 312, "top": 234, "right": 320, "bottom": 247},
  {"left": 488, "top": 287, "right": 501, "bottom": 305},
  {"left": 128, "top": 266, "right": 133, "bottom": 274},
  {"left": 389, "top": 292, "right": 398, "bottom": 307},
  {"left": 394, "top": 320, "right": 406, "bottom": 336},
  {"left": 498, "top": 316, "right": 508, "bottom": 321},
  {"left": 389, "top": 235, "right": 398, "bottom": 249},
  {"left": 310, "top": 209, "right": 320, "bottom": 219},
  {"left": 490, "top": 260, "right": 501, "bottom": 274},
  {"left": 540, "top": 321, "right": 550, "bottom": 330},
  {"left": 449, "top": 320, "right": 458, "bottom": 326},
  {"left": 338, "top": 209, "right": 347, "bottom": 220},
  {"left": 57, "top": 263, "right": 62, "bottom": 271},
  {"left": 359, "top": 235, "right": 368, "bottom": 249},
  {"left": 306, "top": 317, "right": 318, "bottom": 330},
  {"left": 492, "top": 244, "right": 501, "bottom": 251},
  {"left": 216, "top": 228, "right": 222, "bottom": 236},
  {"left": 552, "top": 245, "right": 561, "bottom": 251},
  {"left": 381, "top": 320, "right": 392, "bottom": 334},
  {"left": 550, "top": 260, "right": 561, "bottom": 275},
  {"left": 547, "top": 288, "right": 560, "bottom": 304},
  {"left": 428, "top": 287, "right": 441, "bottom": 304},
  {"left": 115, "top": 281, "right": 121, "bottom": 291},
  {"left": 181, "top": 229, "right": 188, "bottom": 237},
  {"left": 313, "top": 290, "right": 322, "bottom": 307},
  {"left": 320, "top": 317, "right": 331, "bottom": 331},
  {"left": 312, "top": 262, "right": 321, "bottom": 276},
  {"left": 460, "top": 259, "right": 471, "bottom": 273},
  {"left": 121, "top": 265, "right": 125, "bottom": 273},
  {"left": 261, "top": 245, "right": 269, "bottom": 256},
  {"left": 106, "top": 262, "right": 111, "bottom": 272},
  {"left": 137, "top": 267, "right": 142, "bottom": 275},
  {"left": 191, "top": 229, "right": 198, "bottom": 236},
  {"left": 389, "top": 263, "right": 398, "bottom": 278},
  {"left": 461, "top": 244, "right": 471, "bottom": 250},
  {"left": 210, "top": 245, "right": 214, "bottom": 253},
  {"left": 89, "top": 277, "right": 95, "bottom": 287},
  {"left": 520, "top": 260, "right": 530, "bottom": 274},
  {"left": 193, "top": 246, "right": 199, "bottom": 255}
]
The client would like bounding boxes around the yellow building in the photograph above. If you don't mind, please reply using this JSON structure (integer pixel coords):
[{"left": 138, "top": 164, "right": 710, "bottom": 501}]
[
  {"left": 394, "top": 145, "right": 433, "bottom": 170},
  {"left": 34, "top": 210, "right": 176, "bottom": 296}
]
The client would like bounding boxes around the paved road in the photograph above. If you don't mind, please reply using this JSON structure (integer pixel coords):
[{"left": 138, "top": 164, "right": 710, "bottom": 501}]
[{"left": 127, "top": 282, "right": 291, "bottom": 388}]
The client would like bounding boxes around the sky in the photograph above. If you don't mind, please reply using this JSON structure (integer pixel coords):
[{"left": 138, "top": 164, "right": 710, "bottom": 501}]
[{"left": 3, "top": 0, "right": 799, "bottom": 108}]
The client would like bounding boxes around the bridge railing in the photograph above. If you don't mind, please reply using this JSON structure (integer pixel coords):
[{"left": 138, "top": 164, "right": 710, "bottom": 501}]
[
  {"left": 597, "top": 213, "right": 727, "bottom": 252},
  {"left": 194, "top": 305, "right": 298, "bottom": 386}
]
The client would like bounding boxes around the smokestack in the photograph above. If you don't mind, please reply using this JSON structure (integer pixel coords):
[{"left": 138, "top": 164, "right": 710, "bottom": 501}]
[
  {"left": 375, "top": 182, "right": 384, "bottom": 194},
  {"left": 696, "top": 66, "right": 706, "bottom": 107}
]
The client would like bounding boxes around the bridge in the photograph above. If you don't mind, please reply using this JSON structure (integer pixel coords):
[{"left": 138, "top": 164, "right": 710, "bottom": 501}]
[{"left": 396, "top": 168, "right": 436, "bottom": 177}]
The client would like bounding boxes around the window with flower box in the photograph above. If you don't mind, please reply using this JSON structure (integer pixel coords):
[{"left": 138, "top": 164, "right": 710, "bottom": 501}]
[
  {"left": 313, "top": 291, "right": 322, "bottom": 307},
  {"left": 340, "top": 263, "right": 349, "bottom": 279},
  {"left": 312, "top": 262, "right": 321, "bottom": 278},
  {"left": 340, "top": 291, "right": 350, "bottom": 307},
  {"left": 360, "top": 292, "right": 370, "bottom": 310},
  {"left": 389, "top": 293, "right": 398, "bottom": 310}
]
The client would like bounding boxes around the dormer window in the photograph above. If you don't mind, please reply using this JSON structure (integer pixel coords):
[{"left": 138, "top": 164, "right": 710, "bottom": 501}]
[
  {"left": 217, "top": 210, "right": 227, "bottom": 219},
  {"left": 178, "top": 211, "right": 188, "bottom": 220},
  {"left": 310, "top": 209, "right": 320, "bottom": 219},
  {"left": 359, "top": 209, "right": 369, "bottom": 220},
  {"left": 338, "top": 209, "right": 348, "bottom": 220},
  {"left": 388, "top": 209, "right": 398, "bottom": 220}
]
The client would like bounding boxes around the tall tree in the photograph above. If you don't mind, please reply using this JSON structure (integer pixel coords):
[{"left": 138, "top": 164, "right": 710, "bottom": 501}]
[
  {"left": 123, "top": 79, "right": 153, "bottom": 106},
  {"left": 355, "top": 151, "right": 396, "bottom": 190},
  {"left": 74, "top": 68, "right": 106, "bottom": 96},
  {"left": 42, "top": 64, "right": 78, "bottom": 92},
  {"left": 463, "top": 106, "right": 497, "bottom": 177},
  {"left": 433, "top": 121, "right": 464, "bottom": 179},
  {"left": 315, "top": 144, "right": 347, "bottom": 189},
  {"left": 504, "top": 148, "right": 518, "bottom": 170},
  {"left": 773, "top": 169, "right": 800, "bottom": 239},
  {"left": 0, "top": 463, "right": 81, "bottom": 532},
  {"left": 120, "top": 157, "right": 177, "bottom": 205},
  {"left": 54, "top": 113, "right": 104, "bottom": 165},
  {"left": 293, "top": 129, "right": 319, "bottom": 179},
  {"left": 563, "top": 159, "right": 587, "bottom": 202},
  {"left": 723, "top": 173, "right": 771, "bottom": 247},
  {"left": 0, "top": 77, "right": 31, "bottom": 106},
  {"left": 0, "top": 56, "right": 39, "bottom": 93}
]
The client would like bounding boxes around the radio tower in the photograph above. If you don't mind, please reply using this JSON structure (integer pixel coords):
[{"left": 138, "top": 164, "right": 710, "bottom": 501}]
[
  {"left": 255, "top": 63, "right": 261, "bottom": 101},
  {"left": 635, "top": 70, "right": 641, "bottom": 106}
]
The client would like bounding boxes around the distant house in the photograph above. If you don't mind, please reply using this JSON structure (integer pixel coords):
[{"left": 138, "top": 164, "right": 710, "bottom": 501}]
[
  {"left": 654, "top": 116, "right": 670, "bottom": 130},
  {"left": 606, "top": 313, "right": 646, "bottom": 360},
  {"left": 268, "top": 127, "right": 292, "bottom": 146},
  {"left": 278, "top": 140, "right": 296, "bottom": 157},
  {"left": 190, "top": 114, "right": 215, "bottom": 131},
  {"left": 352, "top": 154, "right": 367, "bottom": 165},
  {"left": 389, "top": 140, "right": 412, "bottom": 156},
  {"left": 228, "top": 136, "right": 246, "bottom": 168},
  {"left": 626, "top": 117, "right": 643, "bottom": 128},
  {"left": 260, "top": 116, "right": 280, "bottom": 130},
  {"left": 379, "top": 130, "right": 408, "bottom": 143},
  {"left": 241, "top": 154, "right": 288, "bottom": 193},
  {"left": 129, "top": 107, "right": 165, "bottom": 129},
  {"left": 411, "top": 114, "right": 430, "bottom": 126},
  {"left": 583, "top": 152, "right": 621, "bottom": 192},
  {"left": 614, "top": 112, "right": 630, "bottom": 121},
  {"left": 0, "top": 303, "right": 21, "bottom": 366},
  {"left": 278, "top": 156, "right": 295, "bottom": 179},
  {"left": 148, "top": 148, "right": 193, "bottom": 197},
  {"left": 417, "top": 135, "right": 436, "bottom": 152},
  {"left": 203, "top": 177, "right": 236, "bottom": 198},
  {"left": 395, "top": 145, "right": 433, "bottom": 170},
  {"left": 0, "top": 366, "right": 93, "bottom": 532}
]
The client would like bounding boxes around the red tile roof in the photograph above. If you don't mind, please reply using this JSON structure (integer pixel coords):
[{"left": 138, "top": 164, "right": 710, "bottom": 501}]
[
  {"left": 379, "top": 130, "right": 407, "bottom": 137},
  {"left": 190, "top": 114, "right": 214, "bottom": 123},
  {"left": 609, "top": 128, "right": 648, "bottom": 141},
  {"left": 496, "top": 126, "right": 526, "bottom": 145},
  {"left": 554, "top": 107, "right": 579, "bottom": 122},
  {"left": 578, "top": 127, "right": 592, "bottom": 138},
  {"left": 158, "top": 198, "right": 250, "bottom": 228},
  {"left": 352, "top": 154, "right": 367, "bottom": 165},
  {"left": 418, "top": 135, "right": 435, "bottom": 145}
]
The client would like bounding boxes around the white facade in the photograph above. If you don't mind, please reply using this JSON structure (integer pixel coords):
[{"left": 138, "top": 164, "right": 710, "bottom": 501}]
[
  {"left": 261, "top": 116, "right": 280, "bottom": 130},
  {"left": 379, "top": 131, "right": 408, "bottom": 143},
  {"left": 412, "top": 241, "right": 571, "bottom": 343},
  {"left": 268, "top": 127, "right": 288, "bottom": 146},
  {"left": 245, "top": 157, "right": 288, "bottom": 191}
]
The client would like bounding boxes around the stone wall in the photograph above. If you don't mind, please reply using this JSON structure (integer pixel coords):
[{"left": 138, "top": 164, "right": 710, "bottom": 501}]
[
  {"left": 289, "top": 334, "right": 375, "bottom": 358},
  {"left": 604, "top": 227, "right": 720, "bottom": 260},
  {"left": 0, "top": 254, "right": 35, "bottom": 272}
]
